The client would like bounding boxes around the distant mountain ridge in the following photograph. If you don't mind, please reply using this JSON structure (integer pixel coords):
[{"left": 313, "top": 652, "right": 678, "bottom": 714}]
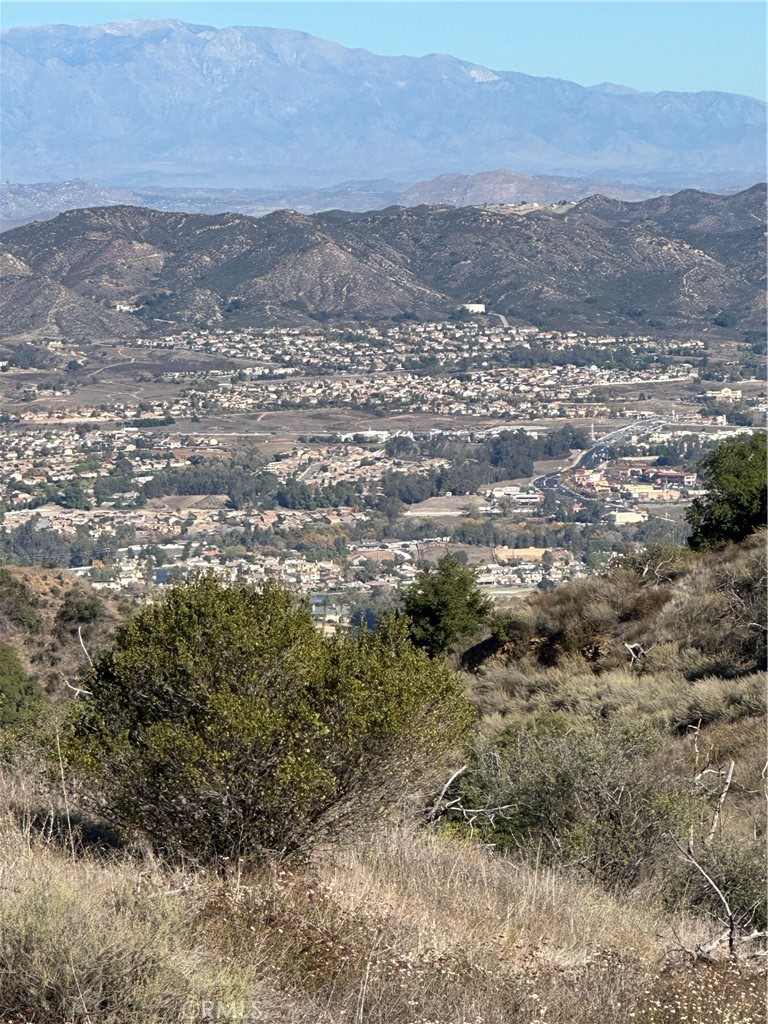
[
  {"left": 0, "top": 173, "right": 676, "bottom": 230},
  {"left": 1, "top": 185, "right": 764, "bottom": 340},
  {"left": 1, "top": 20, "right": 765, "bottom": 190}
]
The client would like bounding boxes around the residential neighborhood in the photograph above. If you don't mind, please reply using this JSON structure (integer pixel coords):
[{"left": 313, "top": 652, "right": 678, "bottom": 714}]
[{"left": 0, "top": 318, "right": 763, "bottom": 619}]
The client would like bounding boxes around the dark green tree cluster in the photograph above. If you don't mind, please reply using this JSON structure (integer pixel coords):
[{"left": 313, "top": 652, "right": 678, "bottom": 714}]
[
  {"left": 0, "top": 516, "right": 72, "bottom": 568},
  {"left": 64, "top": 574, "right": 473, "bottom": 864},
  {"left": 53, "top": 586, "right": 106, "bottom": 642},
  {"left": 686, "top": 433, "right": 767, "bottom": 549},
  {"left": 378, "top": 427, "right": 587, "bottom": 504}
]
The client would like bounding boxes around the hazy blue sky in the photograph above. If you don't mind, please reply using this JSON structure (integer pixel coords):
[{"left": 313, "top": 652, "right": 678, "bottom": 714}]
[{"left": 2, "top": 2, "right": 765, "bottom": 99}]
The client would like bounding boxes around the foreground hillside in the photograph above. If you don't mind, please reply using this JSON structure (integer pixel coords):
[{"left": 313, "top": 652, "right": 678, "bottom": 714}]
[
  {"left": 2, "top": 811, "right": 764, "bottom": 1024},
  {"left": 0, "top": 529, "right": 765, "bottom": 1022},
  {"left": 1, "top": 184, "right": 766, "bottom": 339}
]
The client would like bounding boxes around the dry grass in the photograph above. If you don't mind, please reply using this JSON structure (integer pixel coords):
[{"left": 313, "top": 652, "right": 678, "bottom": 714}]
[
  {"left": 0, "top": 795, "right": 764, "bottom": 1024},
  {"left": 467, "top": 662, "right": 766, "bottom": 735},
  {"left": 0, "top": 815, "right": 270, "bottom": 1024}
]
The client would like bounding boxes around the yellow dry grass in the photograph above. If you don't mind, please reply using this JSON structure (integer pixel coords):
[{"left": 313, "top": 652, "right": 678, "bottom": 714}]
[{"left": 2, "top": 788, "right": 762, "bottom": 1024}]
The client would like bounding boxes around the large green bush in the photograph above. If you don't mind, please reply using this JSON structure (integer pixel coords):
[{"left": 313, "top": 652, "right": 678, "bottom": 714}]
[{"left": 64, "top": 574, "right": 473, "bottom": 864}]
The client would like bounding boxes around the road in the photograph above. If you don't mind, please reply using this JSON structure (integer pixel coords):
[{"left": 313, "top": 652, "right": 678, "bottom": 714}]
[
  {"left": 531, "top": 419, "right": 666, "bottom": 502},
  {"left": 297, "top": 462, "right": 323, "bottom": 483}
]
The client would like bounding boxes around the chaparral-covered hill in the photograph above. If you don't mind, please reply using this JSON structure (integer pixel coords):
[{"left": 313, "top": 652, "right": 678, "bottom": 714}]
[{"left": 1, "top": 184, "right": 765, "bottom": 340}]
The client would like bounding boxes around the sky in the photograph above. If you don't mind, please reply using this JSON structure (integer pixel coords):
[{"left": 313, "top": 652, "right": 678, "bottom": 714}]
[{"left": 1, "top": 2, "right": 765, "bottom": 100}]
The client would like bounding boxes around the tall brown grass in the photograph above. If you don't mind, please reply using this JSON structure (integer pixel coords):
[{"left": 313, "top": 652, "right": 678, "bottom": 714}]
[{"left": 1, "top": 791, "right": 764, "bottom": 1024}]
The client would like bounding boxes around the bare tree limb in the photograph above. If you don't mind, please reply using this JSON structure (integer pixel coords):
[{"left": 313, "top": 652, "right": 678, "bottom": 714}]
[
  {"left": 77, "top": 625, "right": 94, "bottom": 668},
  {"left": 688, "top": 720, "right": 703, "bottom": 780},
  {"left": 671, "top": 835, "right": 736, "bottom": 956},
  {"left": 55, "top": 728, "right": 77, "bottom": 865},
  {"left": 624, "top": 641, "right": 655, "bottom": 670},
  {"left": 705, "top": 759, "right": 735, "bottom": 847},
  {"left": 62, "top": 674, "right": 92, "bottom": 698},
  {"left": 427, "top": 764, "right": 468, "bottom": 820}
]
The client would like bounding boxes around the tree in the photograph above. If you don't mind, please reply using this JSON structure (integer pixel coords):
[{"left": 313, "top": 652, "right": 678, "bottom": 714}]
[
  {"left": 686, "top": 433, "right": 767, "bottom": 549},
  {"left": 401, "top": 554, "right": 492, "bottom": 658},
  {"left": 63, "top": 574, "right": 473, "bottom": 864}
]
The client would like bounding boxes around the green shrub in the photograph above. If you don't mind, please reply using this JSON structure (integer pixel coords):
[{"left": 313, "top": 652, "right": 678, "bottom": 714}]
[
  {"left": 446, "top": 715, "right": 700, "bottom": 889},
  {"left": 53, "top": 585, "right": 105, "bottom": 640},
  {"left": 0, "top": 640, "right": 45, "bottom": 730},
  {"left": 64, "top": 574, "right": 474, "bottom": 864},
  {"left": 0, "top": 568, "right": 42, "bottom": 632},
  {"left": 616, "top": 544, "right": 692, "bottom": 584},
  {"left": 673, "top": 675, "right": 767, "bottom": 731}
]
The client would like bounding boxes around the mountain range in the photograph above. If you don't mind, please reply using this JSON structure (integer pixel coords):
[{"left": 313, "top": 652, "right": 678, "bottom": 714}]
[
  {"left": 1, "top": 185, "right": 764, "bottom": 340},
  {"left": 2, "top": 20, "right": 765, "bottom": 191},
  {"left": 0, "top": 173, "right": 674, "bottom": 232}
]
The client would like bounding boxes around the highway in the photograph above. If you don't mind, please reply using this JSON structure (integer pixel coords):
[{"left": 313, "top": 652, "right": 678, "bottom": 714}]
[{"left": 532, "top": 419, "right": 666, "bottom": 502}]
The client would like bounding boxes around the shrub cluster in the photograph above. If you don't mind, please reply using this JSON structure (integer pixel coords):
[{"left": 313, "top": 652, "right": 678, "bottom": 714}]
[
  {"left": 444, "top": 714, "right": 699, "bottom": 889},
  {"left": 64, "top": 574, "right": 474, "bottom": 864}
]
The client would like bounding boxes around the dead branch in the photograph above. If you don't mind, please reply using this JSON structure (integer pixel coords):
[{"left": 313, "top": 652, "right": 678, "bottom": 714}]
[
  {"left": 688, "top": 720, "right": 704, "bottom": 780},
  {"left": 667, "top": 922, "right": 701, "bottom": 962},
  {"left": 427, "top": 763, "right": 468, "bottom": 820},
  {"left": 624, "top": 641, "right": 655, "bottom": 670},
  {"left": 62, "top": 673, "right": 92, "bottom": 698},
  {"left": 77, "top": 626, "right": 94, "bottom": 668},
  {"left": 450, "top": 803, "right": 517, "bottom": 828},
  {"left": 705, "top": 759, "right": 735, "bottom": 846},
  {"left": 671, "top": 835, "right": 736, "bottom": 956},
  {"left": 697, "top": 928, "right": 731, "bottom": 959}
]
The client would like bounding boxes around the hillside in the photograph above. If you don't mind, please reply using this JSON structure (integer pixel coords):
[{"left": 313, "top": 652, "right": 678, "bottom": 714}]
[
  {"left": 0, "top": 567, "right": 126, "bottom": 695},
  {"left": 467, "top": 530, "right": 767, "bottom": 683},
  {"left": 2, "top": 20, "right": 765, "bottom": 189},
  {"left": 1, "top": 185, "right": 765, "bottom": 339},
  {"left": 1, "top": 534, "right": 765, "bottom": 1023}
]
